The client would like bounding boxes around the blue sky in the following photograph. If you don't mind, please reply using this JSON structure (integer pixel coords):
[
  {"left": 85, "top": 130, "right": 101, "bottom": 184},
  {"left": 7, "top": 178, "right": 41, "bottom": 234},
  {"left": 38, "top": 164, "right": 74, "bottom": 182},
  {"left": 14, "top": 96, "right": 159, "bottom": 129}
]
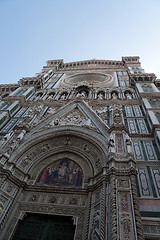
[{"left": 0, "top": 0, "right": 160, "bottom": 84}]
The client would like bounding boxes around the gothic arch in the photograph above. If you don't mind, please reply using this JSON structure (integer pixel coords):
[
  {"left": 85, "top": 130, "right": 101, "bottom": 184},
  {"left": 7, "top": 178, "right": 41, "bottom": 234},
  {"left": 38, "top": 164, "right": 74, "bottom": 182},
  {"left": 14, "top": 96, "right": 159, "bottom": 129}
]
[{"left": 9, "top": 126, "right": 108, "bottom": 186}]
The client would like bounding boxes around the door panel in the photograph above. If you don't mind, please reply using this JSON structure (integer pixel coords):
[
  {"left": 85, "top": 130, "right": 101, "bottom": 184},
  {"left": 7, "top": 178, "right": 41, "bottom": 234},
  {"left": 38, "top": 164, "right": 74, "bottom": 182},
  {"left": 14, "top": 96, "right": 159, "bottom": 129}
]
[{"left": 12, "top": 214, "right": 75, "bottom": 240}]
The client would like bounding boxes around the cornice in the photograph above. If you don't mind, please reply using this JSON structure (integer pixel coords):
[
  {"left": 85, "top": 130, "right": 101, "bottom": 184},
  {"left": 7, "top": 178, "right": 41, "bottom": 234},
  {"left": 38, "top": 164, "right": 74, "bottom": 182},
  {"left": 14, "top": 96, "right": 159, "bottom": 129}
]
[
  {"left": 140, "top": 92, "right": 160, "bottom": 98},
  {"left": 46, "top": 59, "right": 124, "bottom": 69},
  {"left": 18, "top": 76, "right": 44, "bottom": 89},
  {"left": 129, "top": 73, "right": 157, "bottom": 84}
]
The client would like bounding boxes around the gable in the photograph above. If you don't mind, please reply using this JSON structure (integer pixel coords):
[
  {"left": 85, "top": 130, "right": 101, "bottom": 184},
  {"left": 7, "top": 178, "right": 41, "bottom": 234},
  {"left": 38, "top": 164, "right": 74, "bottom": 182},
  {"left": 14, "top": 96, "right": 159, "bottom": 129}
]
[{"left": 28, "top": 100, "right": 109, "bottom": 137}]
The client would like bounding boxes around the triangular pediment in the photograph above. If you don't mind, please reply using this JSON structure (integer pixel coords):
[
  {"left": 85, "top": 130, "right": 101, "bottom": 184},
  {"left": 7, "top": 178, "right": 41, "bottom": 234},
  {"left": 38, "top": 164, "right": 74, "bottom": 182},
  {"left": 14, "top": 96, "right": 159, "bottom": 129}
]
[
  {"left": 28, "top": 100, "right": 109, "bottom": 137},
  {"left": 50, "top": 107, "right": 95, "bottom": 128}
]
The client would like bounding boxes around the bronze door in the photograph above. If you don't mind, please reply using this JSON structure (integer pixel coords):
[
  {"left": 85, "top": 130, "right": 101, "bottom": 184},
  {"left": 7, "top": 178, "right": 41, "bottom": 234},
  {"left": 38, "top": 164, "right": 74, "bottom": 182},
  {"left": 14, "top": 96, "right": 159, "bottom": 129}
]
[{"left": 12, "top": 214, "right": 75, "bottom": 240}]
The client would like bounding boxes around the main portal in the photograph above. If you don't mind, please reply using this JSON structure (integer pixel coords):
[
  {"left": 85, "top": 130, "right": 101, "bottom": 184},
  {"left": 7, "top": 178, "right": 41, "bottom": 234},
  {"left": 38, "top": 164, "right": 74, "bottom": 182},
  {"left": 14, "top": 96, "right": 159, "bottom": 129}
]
[{"left": 12, "top": 213, "right": 75, "bottom": 240}]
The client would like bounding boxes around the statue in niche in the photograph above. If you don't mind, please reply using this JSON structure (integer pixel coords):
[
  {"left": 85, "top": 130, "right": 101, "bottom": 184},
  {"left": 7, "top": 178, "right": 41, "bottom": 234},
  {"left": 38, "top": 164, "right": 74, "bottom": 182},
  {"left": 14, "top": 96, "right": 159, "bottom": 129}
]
[
  {"left": 93, "top": 210, "right": 100, "bottom": 228},
  {"left": 60, "top": 93, "right": 67, "bottom": 100},
  {"left": 76, "top": 91, "right": 87, "bottom": 98},
  {"left": 126, "top": 92, "right": 132, "bottom": 99},
  {"left": 48, "top": 93, "right": 55, "bottom": 100},
  {"left": 37, "top": 159, "right": 83, "bottom": 188},
  {"left": 125, "top": 136, "right": 133, "bottom": 154},
  {"left": 35, "top": 93, "right": 42, "bottom": 100},
  {"left": 108, "top": 134, "right": 115, "bottom": 153},
  {"left": 112, "top": 92, "right": 118, "bottom": 99},
  {"left": 90, "top": 210, "right": 100, "bottom": 240},
  {"left": 97, "top": 92, "right": 104, "bottom": 100}
]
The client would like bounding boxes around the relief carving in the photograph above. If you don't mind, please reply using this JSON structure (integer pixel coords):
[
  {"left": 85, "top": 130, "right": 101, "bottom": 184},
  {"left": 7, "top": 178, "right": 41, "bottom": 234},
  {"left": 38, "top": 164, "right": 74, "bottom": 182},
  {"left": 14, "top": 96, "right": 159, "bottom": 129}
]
[
  {"left": 49, "top": 110, "right": 93, "bottom": 128},
  {"left": 111, "top": 104, "right": 123, "bottom": 125}
]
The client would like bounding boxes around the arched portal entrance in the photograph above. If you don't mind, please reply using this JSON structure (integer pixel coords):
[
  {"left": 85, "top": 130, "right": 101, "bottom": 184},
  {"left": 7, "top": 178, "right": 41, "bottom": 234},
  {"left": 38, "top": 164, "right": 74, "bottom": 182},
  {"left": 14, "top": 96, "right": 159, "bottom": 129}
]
[{"left": 0, "top": 128, "right": 108, "bottom": 240}]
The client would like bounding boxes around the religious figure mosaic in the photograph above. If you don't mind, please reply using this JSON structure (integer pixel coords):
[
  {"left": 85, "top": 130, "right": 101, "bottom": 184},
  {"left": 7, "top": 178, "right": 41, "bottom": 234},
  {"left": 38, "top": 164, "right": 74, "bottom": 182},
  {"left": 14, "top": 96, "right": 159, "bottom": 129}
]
[{"left": 37, "top": 159, "right": 83, "bottom": 188}]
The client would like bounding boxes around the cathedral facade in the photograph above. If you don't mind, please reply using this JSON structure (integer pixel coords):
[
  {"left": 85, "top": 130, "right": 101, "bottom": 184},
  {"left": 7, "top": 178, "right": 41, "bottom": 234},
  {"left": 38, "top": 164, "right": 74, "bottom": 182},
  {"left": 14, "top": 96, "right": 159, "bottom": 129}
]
[{"left": 0, "top": 56, "right": 160, "bottom": 239}]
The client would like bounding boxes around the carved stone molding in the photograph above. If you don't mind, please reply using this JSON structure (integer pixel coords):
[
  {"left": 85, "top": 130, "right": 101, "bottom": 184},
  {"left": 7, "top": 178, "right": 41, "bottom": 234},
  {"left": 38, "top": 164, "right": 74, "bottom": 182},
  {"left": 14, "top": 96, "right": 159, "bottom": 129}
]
[{"left": 2, "top": 202, "right": 86, "bottom": 240}]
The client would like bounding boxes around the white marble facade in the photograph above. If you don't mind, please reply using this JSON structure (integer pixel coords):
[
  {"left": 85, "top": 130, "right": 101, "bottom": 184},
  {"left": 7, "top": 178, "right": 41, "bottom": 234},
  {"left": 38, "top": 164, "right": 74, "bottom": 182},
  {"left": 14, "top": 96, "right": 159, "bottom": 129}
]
[{"left": 0, "top": 57, "right": 160, "bottom": 240}]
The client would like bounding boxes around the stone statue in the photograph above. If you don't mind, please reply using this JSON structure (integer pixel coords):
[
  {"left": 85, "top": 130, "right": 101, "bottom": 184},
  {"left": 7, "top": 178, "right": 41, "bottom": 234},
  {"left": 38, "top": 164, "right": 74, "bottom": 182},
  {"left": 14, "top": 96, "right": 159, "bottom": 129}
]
[
  {"left": 16, "top": 130, "right": 26, "bottom": 142},
  {"left": 48, "top": 94, "right": 54, "bottom": 100},
  {"left": 112, "top": 92, "right": 118, "bottom": 99},
  {"left": 0, "top": 131, "right": 14, "bottom": 146},
  {"left": 60, "top": 94, "right": 66, "bottom": 100},
  {"left": 90, "top": 210, "right": 100, "bottom": 240},
  {"left": 76, "top": 91, "right": 86, "bottom": 98},
  {"left": 108, "top": 134, "right": 115, "bottom": 153},
  {"left": 126, "top": 92, "right": 132, "bottom": 99},
  {"left": 93, "top": 210, "right": 100, "bottom": 228},
  {"left": 126, "top": 136, "right": 133, "bottom": 154},
  {"left": 97, "top": 93, "right": 104, "bottom": 100}
]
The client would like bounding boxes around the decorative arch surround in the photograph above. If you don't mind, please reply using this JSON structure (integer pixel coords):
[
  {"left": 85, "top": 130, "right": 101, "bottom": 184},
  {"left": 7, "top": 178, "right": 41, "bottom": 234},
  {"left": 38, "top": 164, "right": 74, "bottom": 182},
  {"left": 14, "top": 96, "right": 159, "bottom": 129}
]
[{"left": 9, "top": 127, "right": 108, "bottom": 186}]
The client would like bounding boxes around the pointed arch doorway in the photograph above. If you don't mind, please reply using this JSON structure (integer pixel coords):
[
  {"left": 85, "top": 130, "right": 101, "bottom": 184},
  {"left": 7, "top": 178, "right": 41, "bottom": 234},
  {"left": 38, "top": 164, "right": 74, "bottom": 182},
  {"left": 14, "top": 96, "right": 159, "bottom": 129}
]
[{"left": 12, "top": 213, "right": 75, "bottom": 240}]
